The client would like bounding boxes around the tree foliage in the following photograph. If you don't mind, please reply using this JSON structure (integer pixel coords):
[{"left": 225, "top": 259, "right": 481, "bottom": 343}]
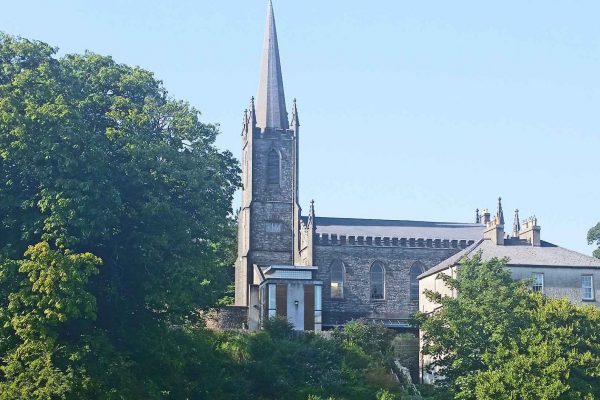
[
  {"left": 0, "top": 32, "right": 403, "bottom": 400},
  {"left": 0, "top": 32, "right": 240, "bottom": 398},
  {"left": 416, "top": 253, "right": 600, "bottom": 399},
  {"left": 588, "top": 222, "right": 600, "bottom": 259},
  {"left": 212, "top": 321, "right": 400, "bottom": 400}
]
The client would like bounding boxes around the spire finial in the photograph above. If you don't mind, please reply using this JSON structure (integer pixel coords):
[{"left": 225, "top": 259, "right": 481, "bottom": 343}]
[
  {"left": 512, "top": 209, "right": 521, "bottom": 238},
  {"left": 242, "top": 108, "right": 249, "bottom": 134},
  {"left": 497, "top": 197, "right": 505, "bottom": 225},
  {"left": 307, "top": 199, "right": 316, "bottom": 231},
  {"left": 249, "top": 97, "right": 257, "bottom": 127},
  {"left": 291, "top": 98, "right": 300, "bottom": 128},
  {"left": 255, "top": 1, "right": 288, "bottom": 130}
]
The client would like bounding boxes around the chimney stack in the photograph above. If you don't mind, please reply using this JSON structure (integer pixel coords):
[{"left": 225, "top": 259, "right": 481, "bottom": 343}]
[
  {"left": 480, "top": 208, "right": 491, "bottom": 224},
  {"left": 519, "top": 216, "right": 541, "bottom": 246},
  {"left": 484, "top": 216, "right": 505, "bottom": 245},
  {"left": 483, "top": 198, "right": 505, "bottom": 245}
]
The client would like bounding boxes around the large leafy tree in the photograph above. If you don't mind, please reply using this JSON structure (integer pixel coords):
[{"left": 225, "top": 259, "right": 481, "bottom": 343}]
[
  {"left": 588, "top": 222, "right": 600, "bottom": 259},
  {"left": 0, "top": 33, "right": 239, "bottom": 398},
  {"left": 416, "top": 254, "right": 600, "bottom": 399},
  {"left": 474, "top": 296, "right": 600, "bottom": 399}
]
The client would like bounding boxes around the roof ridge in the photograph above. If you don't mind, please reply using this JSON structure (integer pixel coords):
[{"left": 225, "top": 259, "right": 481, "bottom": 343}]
[{"left": 304, "top": 215, "right": 482, "bottom": 226}]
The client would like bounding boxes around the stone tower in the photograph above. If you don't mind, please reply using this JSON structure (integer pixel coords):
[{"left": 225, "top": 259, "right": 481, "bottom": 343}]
[{"left": 235, "top": 1, "right": 301, "bottom": 306}]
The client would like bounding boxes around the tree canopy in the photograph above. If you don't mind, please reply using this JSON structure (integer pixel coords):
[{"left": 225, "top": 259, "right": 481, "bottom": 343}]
[
  {"left": 0, "top": 32, "right": 406, "bottom": 400},
  {"left": 0, "top": 32, "right": 240, "bottom": 398},
  {"left": 588, "top": 222, "right": 600, "bottom": 259},
  {"left": 416, "top": 253, "right": 600, "bottom": 400}
]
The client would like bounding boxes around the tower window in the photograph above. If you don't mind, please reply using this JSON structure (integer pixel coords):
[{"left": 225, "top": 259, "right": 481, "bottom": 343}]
[
  {"left": 330, "top": 260, "right": 345, "bottom": 299},
  {"left": 370, "top": 261, "right": 385, "bottom": 300},
  {"left": 265, "top": 222, "right": 282, "bottom": 233},
  {"left": 410, "top": 261, "right": 425, "bottom": 302},
  {"left": 267, "top": 149, "right": 280, "bottom": 185}
]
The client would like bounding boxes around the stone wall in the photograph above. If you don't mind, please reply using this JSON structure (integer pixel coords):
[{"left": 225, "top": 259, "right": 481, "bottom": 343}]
[
  {"left": 314, "top": 243, "right": 465, "bottom": 327},
  {"left": 236, "top": 124, "right": 300, "bottom": 305},
  {"left": 203, "top": 306, "right": 248, "bottom": 331},
  {"left": 248, "top": 128, "right": 297, "bottom": 266}
]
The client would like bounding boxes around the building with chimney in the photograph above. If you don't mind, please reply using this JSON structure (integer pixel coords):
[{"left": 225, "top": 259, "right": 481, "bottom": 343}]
[
  {"left": 234, "top": 2, "right": 600, "bottom": 333},
  {"left": 418, "top": 205, "right": 600, "bottom": 383}
]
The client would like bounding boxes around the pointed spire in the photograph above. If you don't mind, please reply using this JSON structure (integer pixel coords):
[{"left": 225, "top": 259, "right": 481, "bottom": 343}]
[
  {"left": 242, "top": 108, "right": 248, "bottom": 135},
  {"left": 497, "top": 197, "right": 505, "bottom": 225},
  {"left": 513, "top": 209, "right": 521, "bottom": 237},
  {"left": 256, "top": 1, "right": 288, "bottom": 130},
  {"left": 475, "top": 208, "right": 480, "bottom": 224},
  {"left": 307, "top": 199, "right": 315, "bottom": 231},
  {"left": 249, "top": 96, "right": 257, "bottom": 128},
  {"left": 291, "top": 98, "right": 299, "bottom": 128}
]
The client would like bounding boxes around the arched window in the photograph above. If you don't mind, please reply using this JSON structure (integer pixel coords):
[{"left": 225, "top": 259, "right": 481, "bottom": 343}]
[
  {"left": 266, "top": 149, "right": 280, "bottom": 185},
  {"left": 330, "top": 260, "right": 345, "bottom": 299},
  {"left": 370, "top": 261, "right": 385, "bottom": 300},
  {"left": 410, "top": 261, "right": 425, "bottom": 302}
]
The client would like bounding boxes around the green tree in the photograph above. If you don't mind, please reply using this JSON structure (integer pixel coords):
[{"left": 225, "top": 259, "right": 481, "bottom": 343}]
[
  {"left": 0, "top": 32, "right": 240, "bottom": 398},
  {"left": 416, "top": 253, "right": 600, "bottom": 399},
  {"left": 587, "top": 222, "right": 600, "bottom": 259},
  {"left": 474, "top": 296, "right": 600, "bottom": 399}
]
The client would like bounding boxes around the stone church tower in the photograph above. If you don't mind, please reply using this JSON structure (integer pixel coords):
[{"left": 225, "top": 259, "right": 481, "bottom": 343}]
[
  {"left": 233, "top": 2, "right": 484, "bottom": 334},
  {"left": 235, "top": 1, "right": 301, "bottom": 306}
]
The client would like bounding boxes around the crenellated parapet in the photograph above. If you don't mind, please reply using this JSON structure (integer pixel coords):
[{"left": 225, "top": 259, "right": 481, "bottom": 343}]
[{"left": 313, "top": 233, "right": 475, "bottom": 249}]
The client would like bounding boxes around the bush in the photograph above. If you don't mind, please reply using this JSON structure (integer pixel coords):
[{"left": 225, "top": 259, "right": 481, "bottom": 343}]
[
  {"left": 263, "top": 315, "right": 294, "bottom": 339},
  {"left": 333, "top": 320, "right": 395, "bottom": 366}
]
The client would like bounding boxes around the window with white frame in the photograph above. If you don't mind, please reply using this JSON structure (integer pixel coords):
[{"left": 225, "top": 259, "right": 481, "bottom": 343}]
[
  {"left": 532, "top": 273, "right": 544, "bottom": 293},
  {"left": 581, "top": 275, "right": 594, "bottom": 301}
]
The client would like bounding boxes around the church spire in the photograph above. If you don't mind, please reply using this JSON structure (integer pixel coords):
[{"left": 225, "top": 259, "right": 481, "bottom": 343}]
[
  {"left": 307, "top": 199, "right": 316, "bottom": 232},
  {"left": 291, "top": 98, "right": 299, "bottom": 128},
  {"left": 256, "top": 1, "right": 288, "bottom": 130},
  {"left": 249, "top": 96, "right": 257, "bottom": 128},
  {"left": 513, "top": 209, "right": 521, "bottom": 238},
  {"left": 496, "top": 197, "right": 505, "bottom": 225}
]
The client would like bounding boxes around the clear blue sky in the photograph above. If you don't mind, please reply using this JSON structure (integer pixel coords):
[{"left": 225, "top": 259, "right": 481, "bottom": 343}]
[{"left": 2, "top": 1, "right": 599, "bottom": 255}]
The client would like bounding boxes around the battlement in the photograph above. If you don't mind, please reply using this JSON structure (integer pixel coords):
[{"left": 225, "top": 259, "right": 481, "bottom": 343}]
[
  {"left": 313, "top": 233, "right": 475, "bottom": 249},
  {"left": 253, "top": 126, "right": 296, "bottom": 139}
]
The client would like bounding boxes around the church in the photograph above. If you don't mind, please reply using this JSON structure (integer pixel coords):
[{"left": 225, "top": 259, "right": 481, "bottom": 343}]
[
  {"left": 234, "top": 2, "right": 483, "bottom": 331},
  {"left": 233, "top": 2, "right": 600, "bottom": 332}
]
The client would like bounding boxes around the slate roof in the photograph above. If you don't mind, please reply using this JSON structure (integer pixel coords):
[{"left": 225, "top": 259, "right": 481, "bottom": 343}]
[
  {"left": 419, "top": 238, "right": 600, "bottom": 279},
  {"left": 301, "top": 216, "right": 484, "bottom": 241}
]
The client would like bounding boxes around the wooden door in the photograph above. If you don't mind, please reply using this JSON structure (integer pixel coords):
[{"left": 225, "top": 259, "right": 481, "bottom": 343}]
[
  {"left": 276, "top": 284, "right": 287, "bottom": 317},
  {"left": 304, "top": 285, "right": 315, "bottom": 330}
]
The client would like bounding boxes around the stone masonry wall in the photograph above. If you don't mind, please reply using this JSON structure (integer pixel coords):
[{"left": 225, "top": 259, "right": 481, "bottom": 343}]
[
  {"left": 203, "top": 306, "right": 248, "bottom": 331},
  {"left": 249, "top": 128, "right": 297, "bottom": 266},
  {"left": 314, "top": 242, "right": 466, "bottom": 327}
]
